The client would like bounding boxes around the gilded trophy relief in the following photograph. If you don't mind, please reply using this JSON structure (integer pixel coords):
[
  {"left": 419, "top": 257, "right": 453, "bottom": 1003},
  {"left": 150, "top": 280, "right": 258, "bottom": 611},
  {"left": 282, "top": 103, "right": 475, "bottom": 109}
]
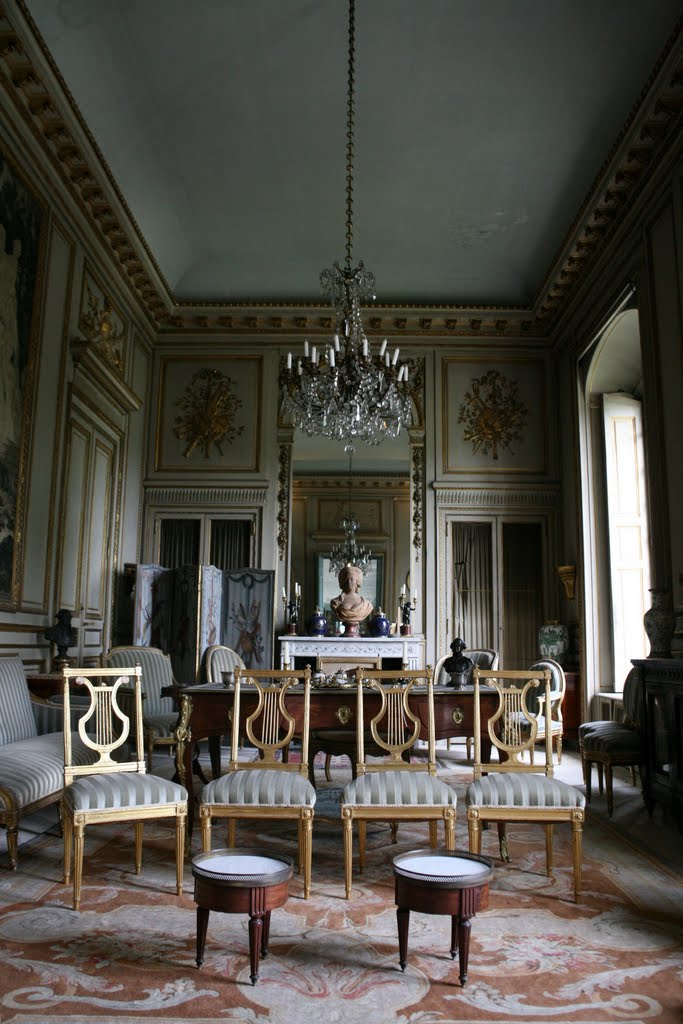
[
  {"left": 173, "top": 368, "right": 244, "bottom": 458},
  {"left": 442, "top": 356, "right": 548, "bottom": 475},
  {"left": 156, "top": 355, "right": 262, "bottom": 472},
  {"left": 78, "top": 270, "right": 126, "bottom": 375}
]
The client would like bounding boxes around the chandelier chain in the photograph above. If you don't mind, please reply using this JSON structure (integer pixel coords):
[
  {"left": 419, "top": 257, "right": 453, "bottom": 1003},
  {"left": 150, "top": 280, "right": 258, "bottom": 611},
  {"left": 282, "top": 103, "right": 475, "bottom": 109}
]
[
  {"left": 280, "top": 0, "right": 412, "bottom": 448},
  {"left": 345, "top": 0, "right": 355, "bottom": 272}
]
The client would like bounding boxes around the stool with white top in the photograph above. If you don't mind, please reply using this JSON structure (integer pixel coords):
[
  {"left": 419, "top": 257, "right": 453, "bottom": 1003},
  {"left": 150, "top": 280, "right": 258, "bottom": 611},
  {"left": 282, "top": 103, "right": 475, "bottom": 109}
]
[
  {"left": 393, "top": 849, "right": 493, "bottom": 986},
  {"left": 192, "top": 848, "right": 293, "bottom": 985}
]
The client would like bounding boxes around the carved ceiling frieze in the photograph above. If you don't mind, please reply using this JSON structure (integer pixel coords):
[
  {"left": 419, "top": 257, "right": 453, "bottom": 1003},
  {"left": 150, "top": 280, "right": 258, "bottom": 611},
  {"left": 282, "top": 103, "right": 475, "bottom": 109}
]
[{"left": 1, "top": 3, "right": 681, "bottom": 337}]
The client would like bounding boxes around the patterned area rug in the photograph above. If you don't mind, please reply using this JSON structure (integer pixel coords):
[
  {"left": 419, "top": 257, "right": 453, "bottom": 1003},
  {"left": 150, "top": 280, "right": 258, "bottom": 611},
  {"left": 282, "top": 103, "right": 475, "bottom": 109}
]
[{"left": 0, "top": 761, "right": 682, "bottom": 1024}]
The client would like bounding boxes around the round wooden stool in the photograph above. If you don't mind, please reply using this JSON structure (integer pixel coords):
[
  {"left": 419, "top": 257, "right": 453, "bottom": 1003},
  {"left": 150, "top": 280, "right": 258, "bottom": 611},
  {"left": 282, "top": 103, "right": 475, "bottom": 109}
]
[
  {"left": 393, "top": 849, "right": 493, "bottom": 986},
  {"left": 192, "top": 848, "right": 293, "bottom": 985}
]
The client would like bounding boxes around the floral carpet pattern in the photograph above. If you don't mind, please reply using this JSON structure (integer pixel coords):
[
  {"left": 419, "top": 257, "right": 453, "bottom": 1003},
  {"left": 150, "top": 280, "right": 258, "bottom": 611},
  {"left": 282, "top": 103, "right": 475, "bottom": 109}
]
[{"left": 0, "top": 758, "right": 682, "bottom": 1024}]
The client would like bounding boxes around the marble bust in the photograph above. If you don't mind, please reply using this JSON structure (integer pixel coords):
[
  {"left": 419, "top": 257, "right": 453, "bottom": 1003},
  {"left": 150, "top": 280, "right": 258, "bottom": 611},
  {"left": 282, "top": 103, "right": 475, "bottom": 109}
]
[{"left": 330, "top": 564, "right": 373, "bottom": 637}]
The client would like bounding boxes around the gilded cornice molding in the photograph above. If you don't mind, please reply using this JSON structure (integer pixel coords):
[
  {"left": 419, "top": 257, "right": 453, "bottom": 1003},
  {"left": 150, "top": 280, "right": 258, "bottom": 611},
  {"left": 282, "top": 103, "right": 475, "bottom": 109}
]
[
  {"left": 2, "top": 3, "right": 681, "bottom": 336},
  {"left": 433, "top": 485, "right": 560, "bottom": 509},
  {"left": 144, "top": 486, "right": 268, "bottom": 506}
]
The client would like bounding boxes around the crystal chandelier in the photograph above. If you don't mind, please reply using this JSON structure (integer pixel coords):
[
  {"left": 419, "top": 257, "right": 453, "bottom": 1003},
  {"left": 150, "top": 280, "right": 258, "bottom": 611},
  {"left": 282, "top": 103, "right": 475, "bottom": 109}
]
[
  {"left": 281, "top": 0, "right": 412, "bottom": 446},
  {"left": 328, "top": 444, "right": 372, "bottom": 574}
]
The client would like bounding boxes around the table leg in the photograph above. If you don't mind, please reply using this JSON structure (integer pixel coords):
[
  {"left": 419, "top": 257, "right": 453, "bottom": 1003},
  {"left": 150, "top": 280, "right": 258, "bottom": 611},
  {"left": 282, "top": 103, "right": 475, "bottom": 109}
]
[
  {"left": 208, "top": 735, "right": 222, "bottom": 778},
  {"left": 397, "top": 906, "right": 410, "bottom": 971},
  {"left": 261, "top": 910, "right": 271, "bottom": 958},
  {"left": 457, "top": 915, "right": 472, "bottom": 986},
  {"left": 450, "top": 915, "right": 458, "bottom": 959},
  {"left": 196, "top": 906, "right": 210, "bottom": 968},
  {"left": 248, "top": 912, "right": 263, "bottom": 984}
]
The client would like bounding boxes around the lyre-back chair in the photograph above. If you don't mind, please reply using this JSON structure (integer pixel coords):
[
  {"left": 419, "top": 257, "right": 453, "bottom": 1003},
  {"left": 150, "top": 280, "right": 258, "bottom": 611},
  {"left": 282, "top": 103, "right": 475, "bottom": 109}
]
[
  {"left": 198, "top": 667, "right": 316, "bottom": 898},
  {"left": 434, "top": 648, "right": 499, "bottom": 759},
  {"left": 340, "top": 668, "right": 457, "bottom": 899},
  {"left": 309, "top": 655, "right": 383, "bottom": 784},
  {"left": 465, "top": 668, "right": 585, "bottom": 902},
  {"left": 61, "top": 666, "right": 187, "bottom": 911},
  {"left": 102, "top": 646, "right": 177, "bottom": 769}
]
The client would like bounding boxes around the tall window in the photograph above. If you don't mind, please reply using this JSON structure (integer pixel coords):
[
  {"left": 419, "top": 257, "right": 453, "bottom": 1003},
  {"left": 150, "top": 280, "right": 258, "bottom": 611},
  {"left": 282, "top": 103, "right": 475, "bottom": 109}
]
[{"left": 602, "top": 394, "right": 650, "bottom": 685}]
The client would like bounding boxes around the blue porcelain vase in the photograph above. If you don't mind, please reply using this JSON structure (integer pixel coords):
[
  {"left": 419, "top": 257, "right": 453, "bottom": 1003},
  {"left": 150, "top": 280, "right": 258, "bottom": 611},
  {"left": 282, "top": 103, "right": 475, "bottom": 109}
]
[
  {"left": 370, "top": 608, "right": 391, "bottom": 638},
  {"left": 307, "top": 607, "right": 328, "bottom": 637}
]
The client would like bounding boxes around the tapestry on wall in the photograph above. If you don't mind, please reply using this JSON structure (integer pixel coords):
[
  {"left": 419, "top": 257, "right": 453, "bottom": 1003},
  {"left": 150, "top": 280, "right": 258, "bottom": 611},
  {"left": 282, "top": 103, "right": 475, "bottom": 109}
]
[
  {"left": 221, "top": 568, "right": 274, "bottom": 669},
  {"left": 0, "top": 148, "right": 46, "bottom": 605}
]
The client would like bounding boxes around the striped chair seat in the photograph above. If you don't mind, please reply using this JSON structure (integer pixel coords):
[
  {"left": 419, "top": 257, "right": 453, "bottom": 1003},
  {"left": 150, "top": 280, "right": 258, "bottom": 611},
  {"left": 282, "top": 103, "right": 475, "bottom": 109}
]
[
  {"left": 466, "top": 773, "right": 586, "bottom": 810},
  {"left": 0, "top": 732, "right": 94, "bottom": 808},
  {"left": 342, "top": 771, "right": 458, "bottom": 807},
  {"left": 63, "top": 772, "right": 187, "bottom": 812},
  {"left": 579, "top": 723, "right": 641, "bottom": 755},
  {"left": 201, "top": 768, "right": 316, "bottom": 808}
]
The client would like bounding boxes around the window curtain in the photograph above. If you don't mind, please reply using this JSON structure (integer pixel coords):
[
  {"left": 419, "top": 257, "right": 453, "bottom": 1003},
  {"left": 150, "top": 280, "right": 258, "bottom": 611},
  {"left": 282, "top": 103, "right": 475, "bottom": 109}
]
[
  {"left": 209, "top": 519, "right": 250, "bottom": 571},
  {"left": 453, "top": 523, "right": 493, "bottom": 648},
  {"left": 159, "top": 519, "right": 200, "bottom": 568}
]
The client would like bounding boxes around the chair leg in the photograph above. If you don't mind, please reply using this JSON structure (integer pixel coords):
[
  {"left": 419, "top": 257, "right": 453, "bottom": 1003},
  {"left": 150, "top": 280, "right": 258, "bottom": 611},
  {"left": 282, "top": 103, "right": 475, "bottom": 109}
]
[
  {"left": 572, "top": 815, "right": 583, "bottom": 902},
  {"left": 62, "top": 803, "right": 72, "bottom": 884},
  {"left": 358, "top": 820, "right": 367, "bottom": 873},
  {"left": 429, "top": 819, "right": 438, "bottom": 848},
  {"left": 582, "top": 754, "right": 592, "bottom": 803},
  {"left": 134, "top": 822, "right": 144, "bottom": 874},
  {"left": 176, "top": 813, "right": 186, "bottom": 895},
  {"left": 544, "top": 823, "right": 554, "bottom": 876},
  {"left": 343, "top": 815, "right": 353, "bottom": 899},
  {"left": 556, "top": 734, "right": 563, "bottom": 765},
  {"left": 444, "top": 809, "right": 456, "bottom": 851},
  {"left": 227, "top": 818, "right": 237, "bottom": 847},
  {"left": 73, "top": 822, "right": 85, "bottom": 911},
  {"left": 390, "top": 822, "right": 399, "bottom": 843},
  {"left": 605, "top": 765, "right": 614, "bottom": 817},
  {"left": 630, "top": 765, "right": 637, "bottom": 786},
  {"left": 200, "top": 808, "right": 212, "bottom": 853},
  {"left": 596, "top": 762, "right": 604, "bottom": 795},
  {"left": 497, "top": 822, "right": 510, "bottom": 862},
  {"left": 467, "top": 813, "right": 481, "bottom": 855},
  {"left": 466, "top": 737, "right": 472, "bottom": 760},
  {"left": 301, "top": 812, "right": 313, "bottom": 899}
]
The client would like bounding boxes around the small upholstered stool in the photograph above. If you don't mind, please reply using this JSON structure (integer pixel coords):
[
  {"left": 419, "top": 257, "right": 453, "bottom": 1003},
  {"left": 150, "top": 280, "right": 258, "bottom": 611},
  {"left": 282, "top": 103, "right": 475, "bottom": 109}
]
[
  {"left": 393, "top": 849, "right": 493, "bottom": 986},
  {"left": 192, "top": 849, "right": 293, "bottom": 985}
]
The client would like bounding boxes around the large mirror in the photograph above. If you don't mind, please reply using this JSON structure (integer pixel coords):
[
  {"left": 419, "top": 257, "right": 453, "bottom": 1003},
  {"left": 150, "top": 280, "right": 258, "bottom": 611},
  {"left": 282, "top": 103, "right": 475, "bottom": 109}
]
[{"left": 290, "top": 431, "right": 411, "bottom": 634}]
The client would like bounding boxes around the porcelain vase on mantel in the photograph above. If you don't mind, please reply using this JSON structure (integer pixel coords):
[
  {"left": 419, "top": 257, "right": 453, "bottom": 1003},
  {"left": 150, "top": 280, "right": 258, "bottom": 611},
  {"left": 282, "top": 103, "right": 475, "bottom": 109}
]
[
  {"left": 537, "top": 621, "right": 569, "bottom": 665},
  {"left": 643, "top": 588, "right": 675, "bottom": 658}
]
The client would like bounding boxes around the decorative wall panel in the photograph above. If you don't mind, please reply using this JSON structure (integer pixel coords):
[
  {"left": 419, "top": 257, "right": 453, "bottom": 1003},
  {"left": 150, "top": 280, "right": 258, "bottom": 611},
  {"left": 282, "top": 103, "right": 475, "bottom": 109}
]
[
  {"left": 442, "top": 356, "right": 548, "bottom": 475},
  {"left": 155, "top": 355, "right": 262, "bottom": 472}
]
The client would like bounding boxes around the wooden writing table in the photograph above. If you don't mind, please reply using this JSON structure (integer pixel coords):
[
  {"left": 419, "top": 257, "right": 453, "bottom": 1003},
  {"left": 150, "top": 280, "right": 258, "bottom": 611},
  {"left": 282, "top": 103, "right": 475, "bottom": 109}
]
[{"left": 165, "top": 683, "right": 498, "bottom": 837}]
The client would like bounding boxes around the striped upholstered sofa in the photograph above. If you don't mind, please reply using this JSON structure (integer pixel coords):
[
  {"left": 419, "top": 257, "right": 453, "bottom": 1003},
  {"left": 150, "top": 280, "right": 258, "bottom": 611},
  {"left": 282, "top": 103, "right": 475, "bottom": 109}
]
[{"left": 0, "top": 655, "right": 95, "bottom": 870}]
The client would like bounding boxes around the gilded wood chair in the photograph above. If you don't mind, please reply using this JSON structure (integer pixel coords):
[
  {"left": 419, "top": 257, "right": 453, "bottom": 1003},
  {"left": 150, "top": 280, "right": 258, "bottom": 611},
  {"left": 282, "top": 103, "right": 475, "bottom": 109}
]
[
  {"left": 466, "top": 667, "right": 585, "bottom": 902},
  {"left": 61, "top": 666, "right": 188, "bottom": 911},
  {"left": 434, "top": 648, "right": 499, "bottom": 759},
  {"left": 204, "top": 644, "right": 245, "bottom": 684},
  {"left": 524, "top": 658, "right": 566, "bottom": 763},
  {"left": 579, "top": 668, "right": 643, "bottom": 816},
  {"left": 198, "top": 667, "right": 316, "bottom": 899},
  {"left": 340, "top": 668, "right": 457, "bottom": 899},
  {"left": 102, "top": 646, "right": 177, "bottom": 769},
  {"left": 309, "top": 656, "right": 383, "bottom": 783}
]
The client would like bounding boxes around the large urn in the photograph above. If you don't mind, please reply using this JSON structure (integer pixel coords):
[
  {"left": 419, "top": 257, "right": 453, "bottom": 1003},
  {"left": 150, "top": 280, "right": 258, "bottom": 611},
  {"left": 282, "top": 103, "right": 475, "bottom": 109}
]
[
  {"left": 537, "top": 621, "right": 569, "bottom": 665},
  {"left": 643, "top": 589, "right": 674, "bottom": 658}
]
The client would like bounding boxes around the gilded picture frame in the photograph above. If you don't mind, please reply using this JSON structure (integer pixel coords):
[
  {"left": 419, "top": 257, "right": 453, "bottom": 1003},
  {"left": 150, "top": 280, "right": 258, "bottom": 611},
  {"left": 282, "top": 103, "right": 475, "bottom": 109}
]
[{"left": 0, "top": 147, "right": 47, "bottom": 607}]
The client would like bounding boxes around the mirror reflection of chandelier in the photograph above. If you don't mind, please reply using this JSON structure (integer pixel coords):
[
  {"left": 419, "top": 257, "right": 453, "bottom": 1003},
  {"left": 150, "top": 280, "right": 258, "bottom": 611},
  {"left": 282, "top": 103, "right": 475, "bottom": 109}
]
[
  {"left": 281, "top": 0, "right": 412, "bottom": 446},
  {"left": 328, "top": 444, "right": 372, "bottom": 575}
]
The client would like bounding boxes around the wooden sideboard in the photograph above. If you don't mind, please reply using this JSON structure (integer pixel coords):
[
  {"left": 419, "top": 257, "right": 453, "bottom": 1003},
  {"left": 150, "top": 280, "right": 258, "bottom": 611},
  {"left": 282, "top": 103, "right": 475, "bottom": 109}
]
[{"left": 632, "top": 658, "right": 683, "bottom": 831}]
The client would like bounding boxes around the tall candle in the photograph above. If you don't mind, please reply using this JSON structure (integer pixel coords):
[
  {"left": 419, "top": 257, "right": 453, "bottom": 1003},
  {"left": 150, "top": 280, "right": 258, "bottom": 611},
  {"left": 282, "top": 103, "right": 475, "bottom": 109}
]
[
  {"left": 402, "top": 641, "right": 409, "bottom": 666},
  {"left": 283, "top": 641, "right": 290, "bottom": 666}
]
